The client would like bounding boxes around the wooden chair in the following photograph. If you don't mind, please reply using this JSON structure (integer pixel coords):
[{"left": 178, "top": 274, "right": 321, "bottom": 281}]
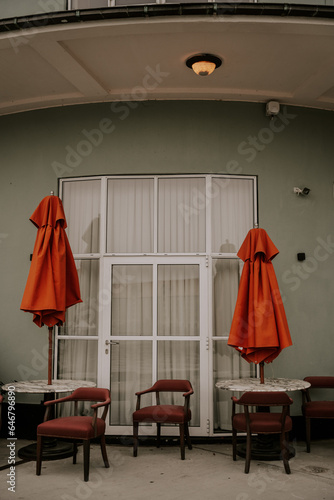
[
  {"left": 232, "top": 391, "right": 293, "bottom": 474},
  {"left": 302, "top": 376, "right": 334, "bottom": 452},
  {"left": 36, "top": 387, "right": 110, "bottom": 482},
  {"left": 133, "top": 379, "right": 194, "bottom": 460}
]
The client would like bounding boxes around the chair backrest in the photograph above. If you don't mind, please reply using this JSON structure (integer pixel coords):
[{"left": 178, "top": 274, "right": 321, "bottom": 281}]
[
  {"left": 69, "top": 387, "right": 110, "bottom": 403},
  {"left": 304, "top": 376, "right": 334, "bottom": 389},
  {"left": 236, "top": 391, "right": 293, "bottom": 407},
  {"left": 150, "top": 380, "right": 193, "bottom": 394}
]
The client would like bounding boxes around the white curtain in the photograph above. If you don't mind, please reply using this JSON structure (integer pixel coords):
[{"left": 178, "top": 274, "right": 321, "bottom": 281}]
[
  {"left": 59, "top": 175, "right": 255, "bottom": 430},
  {"left": 58, "top": 181, "right": 100, "bottom": 416},
  {"left": 158, "top": 177, "right": 206, "bottom": 253},
  {"left": 107, "top": 179, "right": 154, "bottom": 253}
]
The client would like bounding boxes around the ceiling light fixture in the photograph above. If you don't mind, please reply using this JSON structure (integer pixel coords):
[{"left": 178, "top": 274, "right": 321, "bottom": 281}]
[{"left": 186, "top": 54, "right": 222, "bottom": 77}]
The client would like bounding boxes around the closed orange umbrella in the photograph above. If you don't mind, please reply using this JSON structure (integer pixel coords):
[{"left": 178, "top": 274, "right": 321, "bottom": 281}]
[
  {"left": 21, "top": 194, "right": 82, "bottom": 384},
  {"left": 228, "top": 228, "right": 292, "bottom": 382}
]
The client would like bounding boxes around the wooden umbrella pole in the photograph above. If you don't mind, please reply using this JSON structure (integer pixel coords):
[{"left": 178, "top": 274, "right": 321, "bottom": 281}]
[
  {"left": 260, "top": 362, "right": 265, "bottom": 384},
  {"left": 48, "top": 326, "right": 53, "bottom": 385}
]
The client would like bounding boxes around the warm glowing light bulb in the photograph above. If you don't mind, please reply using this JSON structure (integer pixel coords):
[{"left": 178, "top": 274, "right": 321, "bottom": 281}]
[{"left": 192, "top": 61, "right": 216, "bottom": 76}]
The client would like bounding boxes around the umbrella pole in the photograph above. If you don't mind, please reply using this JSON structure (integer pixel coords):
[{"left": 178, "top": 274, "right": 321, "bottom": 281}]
[
  {"left": 260, "top": 362, "right": 265, "bottom": 384},
  {"left": 48, "top": 326, "right": 53, "bottom": 385}
]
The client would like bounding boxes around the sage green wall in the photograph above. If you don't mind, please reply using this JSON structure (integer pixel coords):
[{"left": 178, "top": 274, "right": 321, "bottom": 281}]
[{"left": 0, "top": 101, "right": 333, "bottom": 411}]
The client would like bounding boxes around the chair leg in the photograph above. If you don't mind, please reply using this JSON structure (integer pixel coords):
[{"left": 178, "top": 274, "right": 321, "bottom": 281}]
[
  {"left": 157, "top": 423, "right": 161, "bottom": 448},
  {"left": 179, "top": 423, "right": 185, "bottom": 460},
  {"left": 185, "top": 422, "right": 192, "bottom": 450},
  {"left": 36, "top": 435, "right": 43, "bottom": 476},
  {"left": 133, "top": 421, "right": 139, "bottom": 457},
  {"left": 232, "top": 428, "right": 237, "bottom": 461},
  {"left": 306, "top": 417, "right": 311, "bottom": 453},
  {"left": 100, "top": 435, "right": 109, "bottom": 468},
  {"left": 83, "top": 440, "right": 90, "bottom": 482},
  {"left": 245, "top": 432, "right": 251, "bottom": 474},
  {"left": 281, "top": 432, "right": 291, "bottom": 474},
  {"left": 73, "top": 442, "right": 78, "bottom": 464}
]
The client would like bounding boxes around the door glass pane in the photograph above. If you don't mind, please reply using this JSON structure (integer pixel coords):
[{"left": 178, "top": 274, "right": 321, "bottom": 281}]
[
  {"left": 157, "top": 340, "right": 200, "bottom": 426},
  {"left": 110, "top": 341, "right": 152, "bottom": 426},
  {"left": 211, "top": 178, "right": 254, "bottom": 252},
  {"left": 158, "top": 178, "right": 206, "bottom": 253},
  {"left": 212, "top": 259, "right": 240, "bottom": 337},
  {"left": 213, "top": 340, "right": 255, "bottom": 432},
  {"left": 60, "top": 259, "right": 99, "bottom": 336},
  {"left": 62, "top": 179, "right": 101, "bottom": 254},
  {"left": 111, "top": 265, "right": 152, "bottom": 336},
  {"left": 107, "top": 178, "right": 154, "bottom": 253},
  {"left": 158, "top": 265, "right": 199, "bottom": 337}
]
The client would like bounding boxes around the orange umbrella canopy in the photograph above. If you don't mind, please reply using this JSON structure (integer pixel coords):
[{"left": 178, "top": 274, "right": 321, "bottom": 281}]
[
  {"left": 21, "top": 195, "right": 82, "bottom": 328},
  {"left": 228, "top": 228, "right": 292, "bottom": 364}
]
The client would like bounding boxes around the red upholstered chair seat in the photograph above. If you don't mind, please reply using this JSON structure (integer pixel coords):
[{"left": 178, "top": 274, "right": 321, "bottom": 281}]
[
  {"left": 38, "top": 416, "right": 106, "bottom": 439},
  {"left": 302, "top": 376, "right": 334, "bottom": 452},
  {"left": 232, "top": 391, "right": 293, "bottom": 474},
  {"left": 133, "top": 379, "right": 194, "bottom": 460},
  {"left": 133, "top": 405, "right": 191, "bottom": 424},
  {"left": 36, "top": 387, "right": 110, "bottom": 482}
]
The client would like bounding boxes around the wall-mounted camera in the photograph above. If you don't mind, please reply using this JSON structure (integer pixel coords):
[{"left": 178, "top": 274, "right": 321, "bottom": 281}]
[{"left": 293, "top": 187, "right": 310, "bottom": 196}]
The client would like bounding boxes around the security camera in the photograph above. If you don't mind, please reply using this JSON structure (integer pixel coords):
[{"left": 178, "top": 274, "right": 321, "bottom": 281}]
[
  {"left": 293, "top": 187, "right": 310, "bottom": 196},
  {"left": 266, "top": 101, "right": 280, "bottom": 117}
]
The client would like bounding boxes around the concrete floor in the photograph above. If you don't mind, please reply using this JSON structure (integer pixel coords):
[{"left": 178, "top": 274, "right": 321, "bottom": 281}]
[{"left": 0, "top": 437, "right": 333, "bottom": 500}]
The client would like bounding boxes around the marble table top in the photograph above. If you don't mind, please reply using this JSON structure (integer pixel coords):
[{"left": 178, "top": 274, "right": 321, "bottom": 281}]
[
  {"left": 1, "top": 379, "right": 96, "bottom": 393},
  {"left": 215, "top": 377, "right": 311, "bottom": 392}
]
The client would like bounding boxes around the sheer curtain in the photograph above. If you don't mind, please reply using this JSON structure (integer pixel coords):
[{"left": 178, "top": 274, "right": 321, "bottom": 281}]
[
  {"left": 57, "top": 180, "right": 100, "bottom": 395},
  {"left": 59, "top": 175, "right": 255, "bottom": 431},
  {"left": 107, "top": 178, "right": 154, "bottom": 253},
  {"left": 211, "top": 178, "right": 255, "bottom": 431}
]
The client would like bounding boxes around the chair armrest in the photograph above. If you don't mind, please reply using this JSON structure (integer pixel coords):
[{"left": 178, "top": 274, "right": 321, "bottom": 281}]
[
  {"left": 183, "top": 389, "right": 194, "bottom": 398},
  {"left": 91, "top": 398, "right": 111, "bottom": 409},
  {"left": 43, "top": 394, "right": 75, "bottom": 406},
  {"left": 135, "top": 387, "right": 155, "bottom": 397}
]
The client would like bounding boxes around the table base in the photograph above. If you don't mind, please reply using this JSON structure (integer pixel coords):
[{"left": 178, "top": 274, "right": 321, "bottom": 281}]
[
  {"left": 18, "top": 439, "right": 74, "bottom": 461},
  {"left": 237, "top": 435, "right": 295, "bottom": 461}
]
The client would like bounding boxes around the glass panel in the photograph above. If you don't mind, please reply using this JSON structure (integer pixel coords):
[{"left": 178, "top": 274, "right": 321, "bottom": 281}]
[
  {"left": 62, "top": 179, "right": 101, "bottom": 254},
  {"left": 213, "top": 340, "right": 255, "bottom": 432},
  {"left": 111, "top": 265, "right": 152, "bottom": 336},
  {"left": 158, "top": 177, "right": 206, "bottom": 253},
  {"left": 211, "top": 177, "right": 254, "bottom": 253},
  {"left": 107, "top": 178, "right": 154, "bottom": 253},
  {"left": 57, "top": 339, "right": 98, "bottom": 381},
  {"left": 110, "top": 340, "right": 152, "bottom": 426},
  {"left": 60, "top": 259, "right": 99, "bottom": 336},
  {"left": 157, "top": 340, "right": 200, "bottom": 426},
  {"left": 212, "top": 258, "right": 240, "bottom": 337},
  {"left": 158, "top": 265, "right": 199, "bottom": 336}
]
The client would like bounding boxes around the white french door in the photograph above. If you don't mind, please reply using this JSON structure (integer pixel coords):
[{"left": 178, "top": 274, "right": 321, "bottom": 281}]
[
  {"left": 57, "top": 174, "right": 257, "bottom": 436},
  {"left": 100, "top": 256, "right": 208, "bottom": 436}
]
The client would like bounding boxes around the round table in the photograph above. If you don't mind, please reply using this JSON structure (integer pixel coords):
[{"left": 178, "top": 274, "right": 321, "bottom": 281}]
[
  {"left": 216, "top": 377, "right": 311, "bottom": 392},
  {"left": 215, "top": 377, "right": 310, "bottom": 460},
  {"left": 1, "top": 379, "right": 96, "bottom": 460}
]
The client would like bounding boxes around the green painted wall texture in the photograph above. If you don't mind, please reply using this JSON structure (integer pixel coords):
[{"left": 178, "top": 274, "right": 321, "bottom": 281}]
[{"left": 0, "top": 100, "right": 333, "bottom": 410}]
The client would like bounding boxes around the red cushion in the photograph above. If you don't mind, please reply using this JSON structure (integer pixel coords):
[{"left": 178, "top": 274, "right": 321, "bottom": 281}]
[
  {"left": 233, "top": 413, "right": 292, "bottom": 433},
  {"left": 303, "top": 401, "right": 334, "bottom": 418},
  {"left": 133, "top": 405, "right": 191, "bottom": 424},
  {"left": 37, "top": 417, "right": 105, "bottom": 439}
]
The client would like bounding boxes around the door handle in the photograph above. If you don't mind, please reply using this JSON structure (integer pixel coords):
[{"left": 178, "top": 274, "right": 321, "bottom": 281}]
[{"left": 105, "top": 340, "right": 120, "bottom": 345}]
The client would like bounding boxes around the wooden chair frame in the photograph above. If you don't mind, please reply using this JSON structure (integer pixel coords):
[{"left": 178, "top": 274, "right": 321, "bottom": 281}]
[
  {"left": 133, "top": 379, "right": 193, "bottom": 460},
  {"left": 302, "top": 376, "right": 334, "bottom": 453},
  {"left": 36, "top": 388, "right": 110, "bottom": 482},
  {"left": 232, "top": 391, "right": 293, "bottom": 474}
]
